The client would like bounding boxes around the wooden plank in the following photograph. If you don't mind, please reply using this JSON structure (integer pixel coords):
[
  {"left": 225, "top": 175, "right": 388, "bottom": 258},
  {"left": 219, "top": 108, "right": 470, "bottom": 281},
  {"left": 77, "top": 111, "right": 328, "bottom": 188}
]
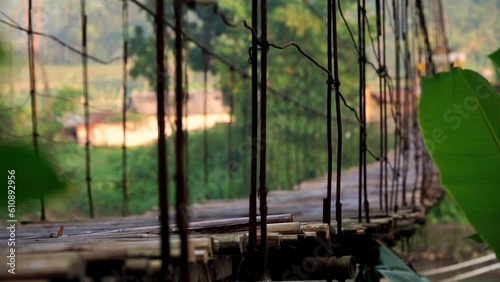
[
  {"left": 194, "top": 249, "right": 209, "bottom": 264},
  {"left": 257, "top": 232, "right": 282, "bottom": 248},
  {"left": 210, "top": 233, "right": 243, "bottom": 250},
  {"left": 124, "top": 258, "right": 151, "bottom": 275},
  {"left": 2, "top": 280, "right": 49, "bottom": 282},
  {"left": 240, "top": 232, "right": 282, "bottom": 252},
  {"left": 212, "top": 256, "right": 232, "bottom": 281},
  {"left": 170, "top": 214, "right": 293, "bottom": 233},
  {"left": 281, "top": 234, "right": 300, "bottom": 241},
  {"left": 266, "top": 222, "right": 301, "bottom": 234},
  {"left": 302, "top": 223, "right": 330, "bottom": 239},
  {"left": 0, "top": 252, "right": 85, "bottom": 280},
  {"left": 304, "top": 231, "right": 317, "bottom": 238},
  {"left": 4, "top": 235, "right": 217, "bottom": 265},
  {"left": 190, "top": 237, "right": 214, "bottom": 256},
  {"left": 149, "top": 260, "right": 211, "bottom": 282},
  {"left": 80, "top": 249, "right": 127, "bottom": 261}
]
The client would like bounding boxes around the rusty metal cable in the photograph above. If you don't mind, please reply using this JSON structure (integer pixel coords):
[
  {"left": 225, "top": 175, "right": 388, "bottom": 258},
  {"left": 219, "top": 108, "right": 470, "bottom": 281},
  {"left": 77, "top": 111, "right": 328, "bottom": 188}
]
[
  {"left": 242, "top": 82, "right": 249, "bottom": 191},
  {"left": 295, "top": 102, "right": 301, "bottom": 190},
  {"left": 332, "top": 0, "right": 344, "bottom": 234},
  {"left": 128, "top": 0, "right": 334, "bottom": 121},
  {"left": 228, "top": 52, "right": 236, "bottom": 197},
  {"left": 258, "top": 0, "right": 269, "bottom": 278},
  {"left": 202, "top": 19, "right": 209, "bottom": 196},
  {"left": 389, "top": 0, "right": 401, "bottom": 213},
  {"left": 242, "top": 7, "right": 396, "bottom": 169},
  {"left": 247, "top": 0, "right": 258, "bottom": 279},
  {"left": 121, "top": 0, "right": 129, "bottom": 217},
  {"left": 155, "top": 0, "right": 171, "bottom": 280},
  {"left": 375, "top": 0, "right": 385, "bottom": 212},
  {"left": 382, "top": 0, "right": 389, "bottom": 215},
  {"left": 401, "top": 0, "right": 410, "bottom": 207},
  {"left": 80, "top": 0, "right": 94, "bottom": 218},
  {"left": 174, "top": 0, "right": 189, "bottom": 280},
  {"left": 183, "top": 23, "right": 189, "bottom": 193},
  {"left": 416, "top": 0, "right": 435, "bottom": 75},
  {"left": 411, "top": 8, "right": 421, "bottom": 206},
  {"left": 27, "top": 0, "right": 45, "bottom": 221},
  {"left": 357, "top": 0, "right": 369, "bottom": 224},
  {"left": 361, "top": 0, "right": 370, "bottom": 224},
  {"left": 0, "top": 15, "right": 120, "bottom": 65},
  {"left": 323, "top": 0, "right": 334, "bottom": 226}
]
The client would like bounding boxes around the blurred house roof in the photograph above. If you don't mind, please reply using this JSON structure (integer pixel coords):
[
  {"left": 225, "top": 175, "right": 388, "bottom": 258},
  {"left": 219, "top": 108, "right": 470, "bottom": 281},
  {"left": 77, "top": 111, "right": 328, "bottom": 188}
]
[
  {"left": 62, "top": 112, "right": 119, "bottom": 128},
  {"left": 370, "top": 89, "right": 416, "bottom": 105},
  {"left": 130, "top": 90, "right": 230, "bottom": 116}
]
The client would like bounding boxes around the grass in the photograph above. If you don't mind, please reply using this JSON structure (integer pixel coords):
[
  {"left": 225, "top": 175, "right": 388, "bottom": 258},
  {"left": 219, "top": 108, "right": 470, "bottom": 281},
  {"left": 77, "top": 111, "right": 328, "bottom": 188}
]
[{"left": 4, "top": 62, "right": 219, "bottom": 93}]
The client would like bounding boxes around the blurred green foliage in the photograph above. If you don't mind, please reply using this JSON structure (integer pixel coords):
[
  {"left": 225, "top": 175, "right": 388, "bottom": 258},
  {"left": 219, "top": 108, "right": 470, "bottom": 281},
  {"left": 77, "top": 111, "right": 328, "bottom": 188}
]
[
  {"left": 0, "top": 144, "right": 67, "bottom": 207},
  {"left": 420, "top": 67, "right": 500, "bottom": 257},
  {"left": 49, "top": 121, "right": 384, "bottom": 217},
  {"left": 427, "top": 194, "right": 468, "bottom": 224}
]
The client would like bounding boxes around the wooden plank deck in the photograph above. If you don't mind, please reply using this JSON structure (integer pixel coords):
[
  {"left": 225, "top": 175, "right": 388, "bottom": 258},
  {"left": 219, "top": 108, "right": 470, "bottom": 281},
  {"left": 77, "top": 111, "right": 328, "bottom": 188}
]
[{"left": 0, "top": 158, "right": 443, "bottom": 281}]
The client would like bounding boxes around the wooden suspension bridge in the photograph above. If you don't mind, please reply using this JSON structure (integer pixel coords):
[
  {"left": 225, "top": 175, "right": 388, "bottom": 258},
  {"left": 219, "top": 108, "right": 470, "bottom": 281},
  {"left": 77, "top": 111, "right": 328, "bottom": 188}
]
[
  {"left": 0, "top": 153, "right": 443, "bottom": 281},
  {"left": 0, "top": 0, "right": 452, "bottom": 281}
]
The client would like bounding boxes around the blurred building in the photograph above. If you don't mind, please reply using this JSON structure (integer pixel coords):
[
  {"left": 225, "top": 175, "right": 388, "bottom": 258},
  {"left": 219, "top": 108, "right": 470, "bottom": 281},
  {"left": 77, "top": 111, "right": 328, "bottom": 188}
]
[{"left": 63, "top": 90, "right": 231, "bottom": 147}]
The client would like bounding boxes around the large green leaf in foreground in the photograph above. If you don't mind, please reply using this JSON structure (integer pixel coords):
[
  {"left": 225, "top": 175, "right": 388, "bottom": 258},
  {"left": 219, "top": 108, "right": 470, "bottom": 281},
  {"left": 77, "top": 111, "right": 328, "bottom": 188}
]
[
  {"left": 419, "top": 68, "right": 500, "bottom": 258},
  {"left": 489, "top": 48, "right": 500, "bottom": 82},
  {"left": 0, "top": 143, "right": 66, "bottom": 207},
  {"left": 375, "top": 241, "right": 430, "bottom": 282},
  {"left": 488, "top": 48, "right": 500, "bottom": 69}
]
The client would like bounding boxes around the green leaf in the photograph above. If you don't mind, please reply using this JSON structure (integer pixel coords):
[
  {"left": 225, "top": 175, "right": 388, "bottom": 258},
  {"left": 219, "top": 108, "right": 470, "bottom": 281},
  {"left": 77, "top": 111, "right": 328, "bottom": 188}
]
[
  {"left": 376, "top": 269, "right": 431, "bottom": 282},
  {"left": 488, "top": 48, "right": 500, "bottom": 69},
  {"left": 375, "top": 241, "right": 430, "bottom": 282},
  {"left": 466, "top": 233, "right": 485, "bottom": 243},
  {"left": 0, "top": 143, "right": 67, "bottom": 206},
  {"left": 419, "top": 67, "right": 500, "bottom": 258},
  {"left": 488, "top": 48, "right": 500, "bottom": 83}
]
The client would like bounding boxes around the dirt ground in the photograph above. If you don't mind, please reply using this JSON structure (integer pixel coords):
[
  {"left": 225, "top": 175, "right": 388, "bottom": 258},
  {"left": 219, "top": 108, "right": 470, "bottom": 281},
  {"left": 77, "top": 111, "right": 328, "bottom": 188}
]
[{"left": 410, "top": 222, "right": 500, "bottom": 281}]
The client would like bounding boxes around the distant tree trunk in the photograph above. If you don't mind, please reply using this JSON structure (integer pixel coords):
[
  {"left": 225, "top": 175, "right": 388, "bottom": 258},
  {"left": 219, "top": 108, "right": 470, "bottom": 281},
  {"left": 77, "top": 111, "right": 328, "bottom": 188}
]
[
  {"left": 33, "top": 0, "right": 52, "bottom": 121},
  {"left": 8, "top": 29, "right": 15, "bottom": 105}
]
